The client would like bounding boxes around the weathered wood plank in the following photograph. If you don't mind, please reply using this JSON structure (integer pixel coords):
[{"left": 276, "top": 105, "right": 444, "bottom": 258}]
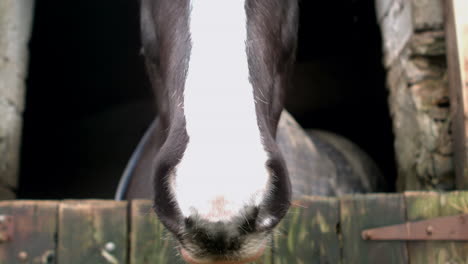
[
  {"left": 438, "top": 192, "right": 468, "bottom": 262},
  {"left": 57, "top": 200, "right": 127, "bottom": 264},
  {"left": 446, "top": 0, "right": 468, "bottom": 189},
  {"left": 129, "top": 200, "right": 180, "bottom": 264},
  {"left": 341, "top": 194, "right": 408, "bottom": 264},
  {"left": 0, "top": 201, "right": 57, "bottom": 264},
  {"left": 0, "top": 194, "right": 466, "bottom": 263},
  {"left": 271, "top": 196, "right": 340, "bottom": 264},
  {"left": 404, "top": 192, "right": 445, "bottom": 264}
]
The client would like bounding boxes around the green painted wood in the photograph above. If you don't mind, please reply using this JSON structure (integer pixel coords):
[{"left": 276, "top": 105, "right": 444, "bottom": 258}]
[
  {"left": 438, "top": 192, "right": 468, "bottom": 263},
  {"left": 0, "top": 201, "right": 58, "bottom": 264},
  {"left": 271, "top": 196, "right": 340, "bottom": 264},
  {"left": 1, "top": 193, "right": 468, "bottom": 263},
  {"left": 57, "top": 200, "right": 127, "bottom": 264},
  {"left": 341, "top": 194, "right": 408, "bottom": 264},
  {"left": 404, "top": 191, "right": 445, "bottom": 264},
  {"left": 257, "top": 241, "right": 272, "bottom": 264},
  {"left": 129, "top": 200, "right": 181, "bottom": 264}
]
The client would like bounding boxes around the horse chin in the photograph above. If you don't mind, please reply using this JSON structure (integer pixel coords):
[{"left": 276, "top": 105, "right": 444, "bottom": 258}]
[{"left": 180, "top": 243, "right": 266, "bottom": 264}]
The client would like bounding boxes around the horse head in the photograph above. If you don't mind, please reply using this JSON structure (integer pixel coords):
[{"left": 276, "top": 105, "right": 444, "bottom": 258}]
[{"left": 136, "top": 0, "right": 298, "bottom": 262}]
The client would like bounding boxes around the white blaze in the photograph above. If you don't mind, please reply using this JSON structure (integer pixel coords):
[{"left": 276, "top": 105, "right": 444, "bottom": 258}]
[{"left": 173, "top": 0, "right": 270, "bottom": 222}]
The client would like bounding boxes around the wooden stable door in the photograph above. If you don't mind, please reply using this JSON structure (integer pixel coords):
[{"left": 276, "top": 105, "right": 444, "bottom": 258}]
[{"left": 0, "top": 193, "right": 467, "bottom": 264}]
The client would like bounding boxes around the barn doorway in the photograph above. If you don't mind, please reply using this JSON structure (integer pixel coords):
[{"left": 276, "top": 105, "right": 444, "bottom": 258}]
[{"left": 18, "top": 0, "right": 395, "bottom": 199}]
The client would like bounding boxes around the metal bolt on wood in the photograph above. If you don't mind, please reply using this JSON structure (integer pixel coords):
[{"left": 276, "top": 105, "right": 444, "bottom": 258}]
[
  {"left": 0, "top": 215, "right": 13, "bottom": 243},
  {"left": 361, "top": 230, "right": 372, "bottom": 240},
  {"left": 426, "top": 225, "right": 434, "bottom": 235},
  {"left": 105, "top": 242, "right": 116, "bottom": 252}
]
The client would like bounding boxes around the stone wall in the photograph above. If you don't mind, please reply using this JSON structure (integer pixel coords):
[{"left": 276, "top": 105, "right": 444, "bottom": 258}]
[
  {"left": 0, "top": 0, "right": 35, "bottom": 199},
  {"left": 376, "top": 0, "right": 454, "bottom": 190}
]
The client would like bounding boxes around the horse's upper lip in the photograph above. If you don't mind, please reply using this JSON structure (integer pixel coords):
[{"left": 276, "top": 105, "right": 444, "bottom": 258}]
[{"left": 180, "top": 244, "right": 266, "bottom": 264}]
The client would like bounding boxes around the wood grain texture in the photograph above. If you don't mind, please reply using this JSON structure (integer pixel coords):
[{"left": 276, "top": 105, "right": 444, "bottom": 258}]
[
  {"left": 0, "top": 194, "right": 466, "bottom": 263},
  {"left": 57, "top": 200, "right": 127, "bottom": 264},
  {"left": 0, "top": 201, "right": 58, "bottom": 264},
  {"left": 438, "top": 192, "right": 468, "bottom": 263},
  {"left": 341, "top": 194, "right": 408, "bottom": 264},
  {"left": 404, "top": 192, "right": 446, "bottom": 264},
  {"left": 271, "top": 196, "right": 340, "bottom": 264},
  {"left": 446, "top": 0, "right": 468, "bottom": 190},
  {"left": 129, "top": 200, "right": 181, "bottom": 264}
]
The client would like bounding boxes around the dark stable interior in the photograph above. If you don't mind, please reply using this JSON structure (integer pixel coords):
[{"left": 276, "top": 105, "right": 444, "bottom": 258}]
[{"left": 18, "top": 1, "right": 395, "bottom": 199}]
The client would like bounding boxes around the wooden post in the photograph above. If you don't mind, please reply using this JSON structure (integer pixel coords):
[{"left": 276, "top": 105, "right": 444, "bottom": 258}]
[{"left": 445, "top": 0, "right": 468, "bottom": 189}]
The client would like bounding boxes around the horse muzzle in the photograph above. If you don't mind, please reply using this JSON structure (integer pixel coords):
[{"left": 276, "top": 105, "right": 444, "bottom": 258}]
[{"left": 180, "top": 240, "right": 266, "bottom": 264}]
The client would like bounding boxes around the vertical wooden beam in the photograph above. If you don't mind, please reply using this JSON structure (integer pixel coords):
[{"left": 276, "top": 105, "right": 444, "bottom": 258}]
[
  {"left": 57, "top": 200, "right": 127, "bottom": 264},
  {"left": 0, "top": 201, "right": 58, "bottom": 264},
  {"left": 446, "top": 0, "right": 468, "bottom": 189}
]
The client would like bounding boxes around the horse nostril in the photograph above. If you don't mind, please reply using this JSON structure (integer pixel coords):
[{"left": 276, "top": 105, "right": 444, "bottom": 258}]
[
  {"left": 183, "top": 223, "right": 242, "bottom": 255},
  {"left": 184, "top": 216, "right": 195, "bottom": 229},
  {"left": 239, "top": 206, "right": 260, "bottom": 234}
]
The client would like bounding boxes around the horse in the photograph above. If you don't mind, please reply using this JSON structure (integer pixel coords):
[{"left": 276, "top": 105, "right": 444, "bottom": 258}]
[{"left": 116, "top": 0, "right": 384, "bottom": 263}]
